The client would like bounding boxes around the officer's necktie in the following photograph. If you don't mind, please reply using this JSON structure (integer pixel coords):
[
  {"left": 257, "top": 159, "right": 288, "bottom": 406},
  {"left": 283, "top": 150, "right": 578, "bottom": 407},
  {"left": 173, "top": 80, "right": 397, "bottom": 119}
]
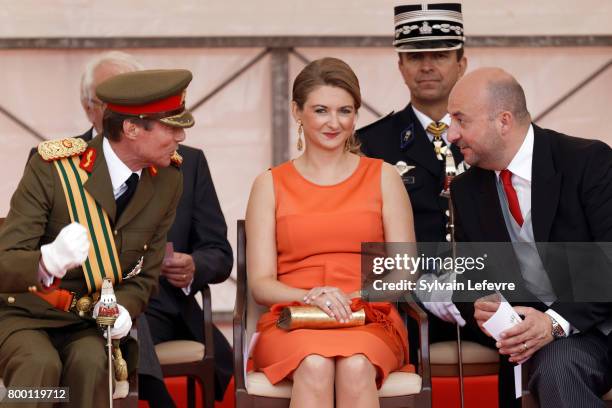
[
  {"left": 115, "top": 173, "right": 139, "bottom": 219},
  {"left": 427, "top": 122, "right": 448, "bottom": 160},
  {"left": 499, "top": 169, "right": 524, "bottom": 226}
]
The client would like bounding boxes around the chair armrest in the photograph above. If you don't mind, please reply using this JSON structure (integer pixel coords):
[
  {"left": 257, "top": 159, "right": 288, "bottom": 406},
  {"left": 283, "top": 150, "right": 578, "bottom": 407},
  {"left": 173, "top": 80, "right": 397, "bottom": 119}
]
[
  {"left": 398, "top": 298, "right": 431, "bottom": 389},
  {"left": 233, "top": 219, "right": 248, "bottom": 392},
  {"left": 200, "top": 285, "right": 215, "bottom": 361}
]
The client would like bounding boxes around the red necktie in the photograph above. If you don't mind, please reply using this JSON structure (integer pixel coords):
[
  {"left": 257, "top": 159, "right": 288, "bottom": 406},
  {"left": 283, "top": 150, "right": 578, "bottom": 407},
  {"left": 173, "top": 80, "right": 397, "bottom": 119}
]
[{"left": 500, "top": 169, "right": 524, "bottom": 226}]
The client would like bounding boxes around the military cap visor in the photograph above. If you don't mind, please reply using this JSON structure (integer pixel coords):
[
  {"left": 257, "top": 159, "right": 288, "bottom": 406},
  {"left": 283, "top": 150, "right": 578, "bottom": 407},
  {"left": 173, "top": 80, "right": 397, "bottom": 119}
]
[
  {"left": 393, "top": 2, "right": 465, "bottom": 53},
  {"left": 96, "top": 69, "right": 195, "bottom": 128}
]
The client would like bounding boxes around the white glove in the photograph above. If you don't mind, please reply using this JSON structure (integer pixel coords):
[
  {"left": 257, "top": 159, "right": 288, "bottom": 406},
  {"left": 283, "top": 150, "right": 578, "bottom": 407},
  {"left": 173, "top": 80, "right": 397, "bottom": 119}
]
[
  {"left": 416, "top": 272, "right": 465, "bottom": 326},
  {"left": 93, "top": 303, "right": 132, "bottom": 340},
  {"left": 40, "top": 222, "right": 89, "bottom": 279},
  {"left": 423, "top": 301, "right": 466, "bottom": 326}
]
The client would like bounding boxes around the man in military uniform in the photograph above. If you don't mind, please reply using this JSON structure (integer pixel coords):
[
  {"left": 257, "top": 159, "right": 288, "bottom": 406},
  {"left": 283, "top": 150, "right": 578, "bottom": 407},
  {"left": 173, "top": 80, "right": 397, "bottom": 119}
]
[
  {"left": 357, "top": 3, "right": 469, "bottom": 351},
  {"left": 0, "top": 69, "right": 193, "bottom": 407},
  {"left": 53, "top": 51, "right": 234, "bottom": 408}
]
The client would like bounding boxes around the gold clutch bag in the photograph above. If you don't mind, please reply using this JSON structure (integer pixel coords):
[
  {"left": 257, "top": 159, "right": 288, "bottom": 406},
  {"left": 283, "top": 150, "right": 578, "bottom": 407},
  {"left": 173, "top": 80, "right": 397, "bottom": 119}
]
[{"left": 276, "top": 305, "right": 366, "bottom": 330}]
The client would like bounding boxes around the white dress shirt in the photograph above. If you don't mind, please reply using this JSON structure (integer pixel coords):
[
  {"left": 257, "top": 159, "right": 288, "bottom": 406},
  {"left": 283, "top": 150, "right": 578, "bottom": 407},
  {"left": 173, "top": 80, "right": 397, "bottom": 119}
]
[
  {"left": 412, "top": 106, "right": 452, "bottom": 145},
  {"left": 495, "top": 125, "right": 571, "bottom": 336},
  {"left": 102, "top": 137, "right": 142, "bottom": 199}
]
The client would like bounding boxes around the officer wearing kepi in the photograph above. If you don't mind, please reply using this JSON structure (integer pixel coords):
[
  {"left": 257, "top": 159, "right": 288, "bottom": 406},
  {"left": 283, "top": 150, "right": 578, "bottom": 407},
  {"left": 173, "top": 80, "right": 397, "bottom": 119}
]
[
  {"left": 357, "top": 3, "right": 469, "bottom": 349},
  {"left": 0, "top": 69, "right": 193, "bottom": 408}
]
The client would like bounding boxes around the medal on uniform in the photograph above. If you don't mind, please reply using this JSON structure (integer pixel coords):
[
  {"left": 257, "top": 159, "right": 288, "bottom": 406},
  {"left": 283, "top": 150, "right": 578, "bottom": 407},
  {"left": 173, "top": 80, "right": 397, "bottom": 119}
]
[
  {"left": 434, "top": 140, "right": 449, "bottom": 161},
  {"left": 123, "top": 256, "right": 143, "bottom": 280},
  {"left": 394, "top": 160, "right": 415, "bottom": 177}
]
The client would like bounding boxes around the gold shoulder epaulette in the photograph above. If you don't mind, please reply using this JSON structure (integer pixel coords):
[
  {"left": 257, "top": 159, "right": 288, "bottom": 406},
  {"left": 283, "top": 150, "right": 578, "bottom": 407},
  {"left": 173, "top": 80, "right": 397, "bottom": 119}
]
[
  {"left": 170, "top": 151, "right": 183, "bottom": 168},
  {"left": 38, "top": 138, "right": 88, "bottom": 162}
]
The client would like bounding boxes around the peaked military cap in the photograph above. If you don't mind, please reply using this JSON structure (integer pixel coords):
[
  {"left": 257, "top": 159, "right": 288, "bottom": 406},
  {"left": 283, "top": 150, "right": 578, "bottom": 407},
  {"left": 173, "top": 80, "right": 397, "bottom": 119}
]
[
  {"left": 393, "top": 3, "right": 465, "bottom": 52},
  {"left": 96, "top": 69, "right": 195, "bottom": 128}
]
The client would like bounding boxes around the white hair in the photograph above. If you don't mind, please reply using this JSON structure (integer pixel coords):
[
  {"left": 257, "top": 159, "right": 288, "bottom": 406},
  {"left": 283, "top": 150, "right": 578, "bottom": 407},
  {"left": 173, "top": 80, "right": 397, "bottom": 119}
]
[{"left": 80, "top": 51, "right": 144, "bottom": 105}]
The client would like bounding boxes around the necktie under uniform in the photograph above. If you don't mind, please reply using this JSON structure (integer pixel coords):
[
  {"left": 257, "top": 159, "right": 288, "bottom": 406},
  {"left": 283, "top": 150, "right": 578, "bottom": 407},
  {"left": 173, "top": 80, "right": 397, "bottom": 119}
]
[{"left": 115, "top": 173, "right": 139, "bottom": 219}]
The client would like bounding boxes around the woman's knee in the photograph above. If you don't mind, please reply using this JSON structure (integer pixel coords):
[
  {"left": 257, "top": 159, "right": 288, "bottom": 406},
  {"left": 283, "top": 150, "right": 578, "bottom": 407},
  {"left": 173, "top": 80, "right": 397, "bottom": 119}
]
[
  {"left": 336, "top": 354, "right": 376, "bottom": 389},
  {"left": 293, "top": 354, "right": 335, "bottom": 390}
]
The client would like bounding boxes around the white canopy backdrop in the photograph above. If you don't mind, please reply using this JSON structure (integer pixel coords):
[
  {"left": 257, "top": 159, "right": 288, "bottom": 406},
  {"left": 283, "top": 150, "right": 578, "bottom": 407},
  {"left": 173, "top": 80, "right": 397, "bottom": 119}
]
[{"left": 0, "top": 0, "right": 610, "bottom": 312}]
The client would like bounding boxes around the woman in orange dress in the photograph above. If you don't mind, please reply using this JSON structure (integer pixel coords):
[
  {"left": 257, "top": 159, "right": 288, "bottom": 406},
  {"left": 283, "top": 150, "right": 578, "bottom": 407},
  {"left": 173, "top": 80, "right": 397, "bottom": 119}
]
[{"left": 246, "top": 57, "right": 416, "bottom": 407}]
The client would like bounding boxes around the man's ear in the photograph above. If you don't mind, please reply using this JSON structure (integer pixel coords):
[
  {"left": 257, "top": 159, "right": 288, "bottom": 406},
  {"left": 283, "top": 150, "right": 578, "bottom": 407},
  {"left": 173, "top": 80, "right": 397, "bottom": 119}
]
[
  {"left": 458, "top": 55, "right": 468, "bottom": 77},
  {"left": 499, "top": 111, "right": 513, "bottom": 136},
  {"left": 122, "top": 120, "right": 138, "bottom": 140}
]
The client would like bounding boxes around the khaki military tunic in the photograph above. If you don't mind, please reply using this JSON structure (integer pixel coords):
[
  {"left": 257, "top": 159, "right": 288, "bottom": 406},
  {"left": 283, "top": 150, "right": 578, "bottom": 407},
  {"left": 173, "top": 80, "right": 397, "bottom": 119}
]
[{"left": 0, "top": 134, "right": 182, "bottom": 406}]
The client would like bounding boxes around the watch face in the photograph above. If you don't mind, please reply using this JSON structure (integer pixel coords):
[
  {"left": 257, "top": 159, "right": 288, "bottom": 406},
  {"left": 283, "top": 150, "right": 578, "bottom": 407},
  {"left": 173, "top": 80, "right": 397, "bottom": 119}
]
[{"left": 551, "top": 322, "right": 565, "bottom": 338}]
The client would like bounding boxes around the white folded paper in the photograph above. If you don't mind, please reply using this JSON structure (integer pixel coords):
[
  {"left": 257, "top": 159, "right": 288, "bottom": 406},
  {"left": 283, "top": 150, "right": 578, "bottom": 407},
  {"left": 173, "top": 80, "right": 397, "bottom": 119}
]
[{"left": 482, "top": 293, "right": 524, "bottom": 399}]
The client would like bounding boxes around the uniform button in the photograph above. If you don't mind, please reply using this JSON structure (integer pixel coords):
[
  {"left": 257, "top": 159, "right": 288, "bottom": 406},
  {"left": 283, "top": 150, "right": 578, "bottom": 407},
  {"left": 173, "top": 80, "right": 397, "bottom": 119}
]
[
  {"left": 28, "top": 286, "right": 37, "bottom": 292},
  {"left": 143, "top": 244, "right": 148, "bottom": 251},
  {"left": 7, "top": 296, "right": 15, "bottom": 304},
  {"left": 114, "top": 230, "right": 118, "bottom": 236}
]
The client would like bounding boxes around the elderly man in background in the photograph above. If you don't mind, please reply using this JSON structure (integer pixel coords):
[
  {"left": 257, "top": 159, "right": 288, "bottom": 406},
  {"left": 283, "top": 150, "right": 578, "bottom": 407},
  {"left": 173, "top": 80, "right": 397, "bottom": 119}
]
[{"left": 448, "top": 67, "right": 612, "bottom": 407}]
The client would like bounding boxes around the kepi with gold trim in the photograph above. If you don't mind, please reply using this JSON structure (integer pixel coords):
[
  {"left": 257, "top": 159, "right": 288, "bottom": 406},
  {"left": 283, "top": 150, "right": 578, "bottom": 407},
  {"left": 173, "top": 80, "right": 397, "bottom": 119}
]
[
  {"left": 393, "top": 3, "right": 465, "bottom": 52},
  {"left": 96, "top": 69, "right": 195, "bottom": 128}
]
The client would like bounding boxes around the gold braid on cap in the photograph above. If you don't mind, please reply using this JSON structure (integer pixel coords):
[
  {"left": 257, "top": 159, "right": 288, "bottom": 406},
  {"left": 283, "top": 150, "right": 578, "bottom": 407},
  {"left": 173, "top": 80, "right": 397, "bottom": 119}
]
[{"left": 38, "top": 138, "right": 88, "bottom": 162}]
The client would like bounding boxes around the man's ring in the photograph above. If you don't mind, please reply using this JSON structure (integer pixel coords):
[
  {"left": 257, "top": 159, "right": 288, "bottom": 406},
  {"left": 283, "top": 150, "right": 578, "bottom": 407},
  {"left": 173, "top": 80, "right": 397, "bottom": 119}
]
[
  {"left": 522, "top": 342, "right": 528, "bottom": 352},
  {"left": 325, "top": 300, "right": 332, "bottom": 308}
]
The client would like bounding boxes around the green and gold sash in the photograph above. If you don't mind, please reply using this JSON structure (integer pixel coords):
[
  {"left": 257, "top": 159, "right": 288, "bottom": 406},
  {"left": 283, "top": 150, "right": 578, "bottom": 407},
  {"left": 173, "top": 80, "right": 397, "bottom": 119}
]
[{"left": 53, "top": 156, "right": 122, "bottom": 293}]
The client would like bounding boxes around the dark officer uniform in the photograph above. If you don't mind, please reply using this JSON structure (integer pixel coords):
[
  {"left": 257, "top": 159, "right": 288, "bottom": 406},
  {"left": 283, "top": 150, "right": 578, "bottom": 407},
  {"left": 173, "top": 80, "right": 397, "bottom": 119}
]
[
  {"left": 358, "top": 105, "right": 463, "bottom": 243},
  {"left": 0, "top": 69, "right": 193, "bottom": 408},
  {"left": 357, "top": 2, "right": 467, "bottom": 363}
]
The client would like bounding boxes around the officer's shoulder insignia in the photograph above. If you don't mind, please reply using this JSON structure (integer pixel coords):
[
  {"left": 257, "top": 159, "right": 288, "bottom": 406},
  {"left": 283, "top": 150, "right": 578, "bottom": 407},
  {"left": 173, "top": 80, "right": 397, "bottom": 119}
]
[
  {"left": 170, "top": 151, "right": 183, "bottom": 168},
  {"left": 37, "top": 137, "right": 88, "bottom": 162},
  {"left": 357, "top": 111, "right": 395, "bottom": 135},
  {"left": 400, "top": 123, "right": 416, "bottom": 150}
]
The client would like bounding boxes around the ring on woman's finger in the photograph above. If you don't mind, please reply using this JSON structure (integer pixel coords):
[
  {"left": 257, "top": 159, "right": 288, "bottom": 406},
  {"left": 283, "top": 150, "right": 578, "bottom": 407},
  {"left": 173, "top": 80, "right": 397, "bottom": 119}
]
[
  {"left": 522, "top": 342, "right": 528, "bottom": 352},
  {"left": 325, "top": 300, "right": 332, "bottom": 308}
]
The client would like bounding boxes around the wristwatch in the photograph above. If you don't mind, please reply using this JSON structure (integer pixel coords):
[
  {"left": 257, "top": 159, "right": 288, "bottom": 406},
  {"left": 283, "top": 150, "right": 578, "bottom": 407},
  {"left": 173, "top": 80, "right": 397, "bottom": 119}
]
[{"left": 548, "top": 314, "right": 566, "bottom": 339}]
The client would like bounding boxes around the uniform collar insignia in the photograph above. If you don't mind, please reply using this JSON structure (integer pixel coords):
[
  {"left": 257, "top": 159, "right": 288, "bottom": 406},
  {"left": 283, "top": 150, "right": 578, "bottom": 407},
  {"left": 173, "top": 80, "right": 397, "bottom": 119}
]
[
  {"left": 170, "top": 151, "right": 183, "bottom": 168},
  {"left": 79, "top": 147, "right": 97, "bottom": 173}
]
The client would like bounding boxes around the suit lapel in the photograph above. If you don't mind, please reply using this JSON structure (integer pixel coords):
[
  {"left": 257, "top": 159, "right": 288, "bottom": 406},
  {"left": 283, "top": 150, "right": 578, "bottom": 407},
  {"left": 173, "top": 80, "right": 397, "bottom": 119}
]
[
  {"left": 115, "top": 168, "right": 154, "bottom": 230},
  {"left": 477, "top": 169, "right": 512, "bottom": 242},
  {"left": 83, "top": 134, "right": 117, "bottom": 223},
  {"left": 399, "top": 105, "right": 442, "bottom": 177},
  {"left": 531, "top": 125, "right": 562, "bottom": 243}
]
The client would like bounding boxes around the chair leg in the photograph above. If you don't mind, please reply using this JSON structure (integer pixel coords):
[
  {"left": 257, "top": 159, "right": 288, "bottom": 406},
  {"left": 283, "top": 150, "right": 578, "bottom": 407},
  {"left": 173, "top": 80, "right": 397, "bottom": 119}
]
[
  {"left": 187, "top": 377, "right": 196, "bottom": 408},
  {"left": 202, "top": 373, "right": 215, "bottom": 408}
]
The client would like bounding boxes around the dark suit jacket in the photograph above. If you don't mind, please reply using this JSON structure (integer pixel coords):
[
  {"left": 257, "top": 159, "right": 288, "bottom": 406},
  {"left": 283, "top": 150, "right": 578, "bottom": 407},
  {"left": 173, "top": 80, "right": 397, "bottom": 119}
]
[
  {"left": 357, "top": 104, "right": 463, "bottom": 243},
  {"left": 163, "top": 144, "right": 233, "bottom": 334},
  {"left": 450, "top": 124, "right": 612, "bottom": 333}
]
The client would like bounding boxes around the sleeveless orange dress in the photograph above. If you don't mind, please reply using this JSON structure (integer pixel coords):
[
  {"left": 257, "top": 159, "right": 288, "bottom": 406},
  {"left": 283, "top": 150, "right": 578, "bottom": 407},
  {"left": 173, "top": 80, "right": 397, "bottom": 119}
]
[{"left": 252, "top": 157, "right": 413, "bottom": 388}]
